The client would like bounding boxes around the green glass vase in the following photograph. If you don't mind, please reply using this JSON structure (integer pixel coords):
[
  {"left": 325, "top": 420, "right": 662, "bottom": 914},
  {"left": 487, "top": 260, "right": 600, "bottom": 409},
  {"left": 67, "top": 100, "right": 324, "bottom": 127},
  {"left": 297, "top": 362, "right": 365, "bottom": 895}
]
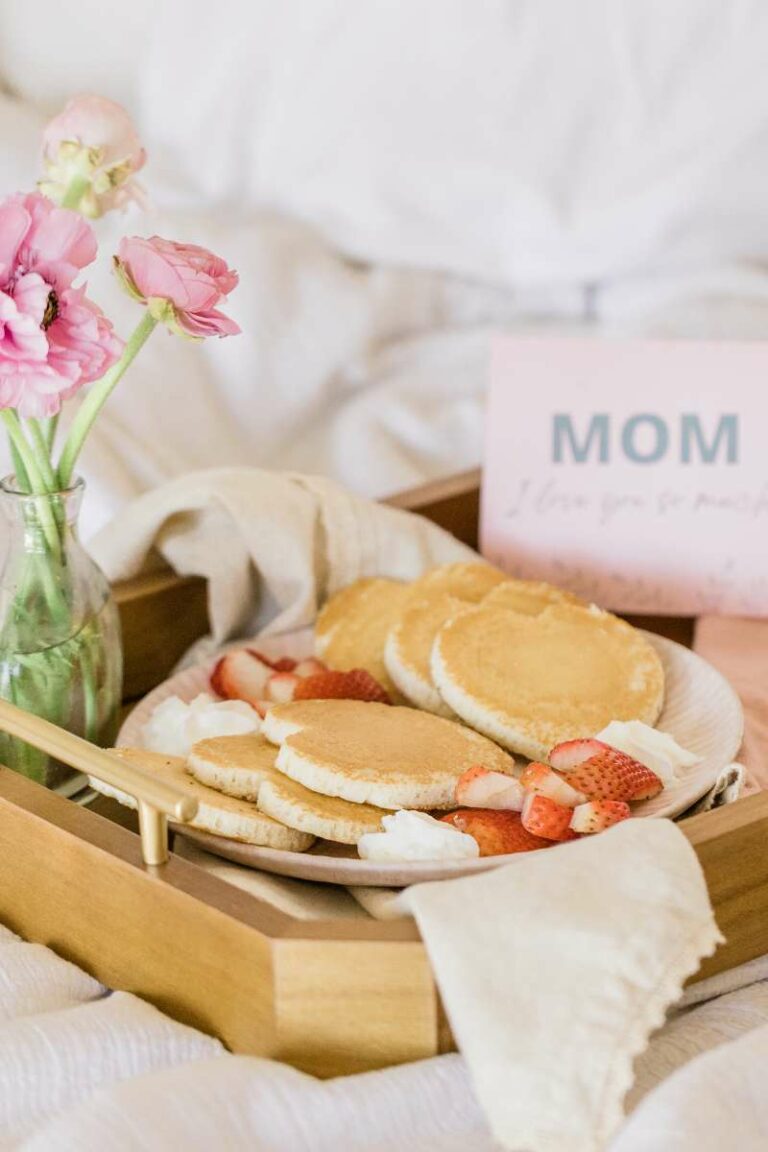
[{"left": 0, "top": 475, "right": 123, "bottom": 792}]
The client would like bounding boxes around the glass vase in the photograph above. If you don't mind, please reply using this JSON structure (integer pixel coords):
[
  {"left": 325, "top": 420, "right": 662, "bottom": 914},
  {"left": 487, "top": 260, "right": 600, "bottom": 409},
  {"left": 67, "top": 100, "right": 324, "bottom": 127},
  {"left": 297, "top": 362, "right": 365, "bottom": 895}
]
[{"left": 0, "top": 475, "right": 123, "bottom": 792}]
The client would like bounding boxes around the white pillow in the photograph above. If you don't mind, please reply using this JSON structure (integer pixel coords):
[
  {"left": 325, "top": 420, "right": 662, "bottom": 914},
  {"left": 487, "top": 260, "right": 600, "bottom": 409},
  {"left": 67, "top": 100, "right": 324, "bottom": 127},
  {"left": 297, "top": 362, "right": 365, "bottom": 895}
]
[
  {"left": 0, "top": 0, "right": 154, "bottom": 112},
  {"left": 137, "top": 0, "right": 768, "bottom": 285}
]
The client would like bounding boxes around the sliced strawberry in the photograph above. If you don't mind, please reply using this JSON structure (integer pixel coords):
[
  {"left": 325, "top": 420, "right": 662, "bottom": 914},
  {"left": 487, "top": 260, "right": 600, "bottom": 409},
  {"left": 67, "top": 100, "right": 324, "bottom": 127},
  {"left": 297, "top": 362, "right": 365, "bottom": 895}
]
[
  {"left": 266, "top": 672, "right": 301, "bottom": 703},
  {"left": 520, "top": 762, "right": 587, "bottom": 807},
  {"left": 249, "top": 649, "right": 297, "bottom": 673},
  {"left": 548, "top": 738, "right": 611, "bottom": 772},
  {"left": 293, "top": 668, "right": 391, "bottom": 705},
  {"left": 210, "top": 649, "right": 272, "bottom": 704},
  {"left": 570, "top": 799, "right": 631, "bottom": 834},
  {"left": 455, "top": 766, "right": 524, "bottom": 811},
  {"left": 440, "top": 810, "right": 554, "bottom": 856},
  {"left": 521, "top": 793, "right": 576, "bottom": 841},
  {"left": 557, "top": 747, "right": 663, "bottom": 802},
  {"left": 294, "top": 657, "right": 328, "bottom": 678}
]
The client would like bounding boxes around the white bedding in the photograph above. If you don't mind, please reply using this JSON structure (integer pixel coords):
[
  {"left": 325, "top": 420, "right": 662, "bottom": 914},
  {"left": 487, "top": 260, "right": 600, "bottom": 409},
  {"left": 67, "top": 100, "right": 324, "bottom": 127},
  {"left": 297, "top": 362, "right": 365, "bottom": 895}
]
[
  {"left": 2, "top": 1, "right": 768, "bottom": 538},
  {"left": 3, "top": 918, "right": 768, "bottom": 1151}
]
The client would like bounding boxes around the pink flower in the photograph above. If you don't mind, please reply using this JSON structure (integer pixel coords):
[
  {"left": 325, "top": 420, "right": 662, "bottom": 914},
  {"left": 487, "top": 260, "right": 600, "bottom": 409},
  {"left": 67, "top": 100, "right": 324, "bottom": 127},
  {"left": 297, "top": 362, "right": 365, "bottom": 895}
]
[
  {"left": 48, "top": 286, "right": 124, "bottom": 397},
  {"left": 0, "top": 192, "right": 122, "bottom": 418},
  {"left": 40, "top": 95, "right": 146, "bottom": 218},
  {"left": 114, "top": 236, "right": 240, "bottom": 338},
  {"left": 0, "top": 192, "right": 96, "bottom": 292}
]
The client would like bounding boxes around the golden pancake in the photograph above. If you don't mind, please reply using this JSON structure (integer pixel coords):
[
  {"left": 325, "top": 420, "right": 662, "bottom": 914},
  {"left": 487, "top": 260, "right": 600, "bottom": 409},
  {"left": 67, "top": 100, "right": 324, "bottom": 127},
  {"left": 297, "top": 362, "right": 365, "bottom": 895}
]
[
  {"left": 262, "top": 698, "right": 368, "bottom": 744},
  {"left": 258, "top": 774, "right": 386, "bottom": 844},
  {"left": 187, "top": 733, "right": 283, "bottom": 801},
  {"left": 384, "top": 593, "right": 470, "bottom": 716},
  {"left": 97, "top": 748, "right": 314, "bottom": 851},
  {"left": 481, "top": 578, "right": 583, "bottom": 616},
  {"left": 405, "top": 561, "right": 507, "bottom": 604},
  {"left": 315, "top": 578, "right": 410, "bottom": 699},
  {"left": 263, "top": 699, "right": 515, "bottom": 809},
  {"left": 315, "top": 578, "right": 391, "bottom": 647},
  {"left": 432, "top": 603, "right": 664, "bottom": 761}
]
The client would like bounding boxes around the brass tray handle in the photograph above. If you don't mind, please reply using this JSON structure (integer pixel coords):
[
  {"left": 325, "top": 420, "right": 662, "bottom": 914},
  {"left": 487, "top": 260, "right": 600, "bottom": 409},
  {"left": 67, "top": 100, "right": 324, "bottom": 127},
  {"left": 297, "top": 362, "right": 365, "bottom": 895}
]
[{"left": 0, "top": 698, "right": 197, "bottom": 866}]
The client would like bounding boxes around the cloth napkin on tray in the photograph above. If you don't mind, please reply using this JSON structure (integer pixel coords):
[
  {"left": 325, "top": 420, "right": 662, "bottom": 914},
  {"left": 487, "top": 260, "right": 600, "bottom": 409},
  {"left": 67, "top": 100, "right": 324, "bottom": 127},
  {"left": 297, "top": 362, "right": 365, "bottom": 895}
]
[{"left": 87, "top": 468, "right": 761, "bottom": 1150}]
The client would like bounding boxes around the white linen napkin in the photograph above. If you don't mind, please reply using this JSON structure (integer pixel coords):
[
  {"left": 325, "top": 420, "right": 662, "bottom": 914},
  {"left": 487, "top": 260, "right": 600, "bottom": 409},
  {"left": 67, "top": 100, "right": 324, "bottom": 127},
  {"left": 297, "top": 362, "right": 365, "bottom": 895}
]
[
  {"left": 403, "top": 819, "right": 722, "bottom": 1152},
  {"left": 91, "top": 468, "right": 474, "bottom": 644}
]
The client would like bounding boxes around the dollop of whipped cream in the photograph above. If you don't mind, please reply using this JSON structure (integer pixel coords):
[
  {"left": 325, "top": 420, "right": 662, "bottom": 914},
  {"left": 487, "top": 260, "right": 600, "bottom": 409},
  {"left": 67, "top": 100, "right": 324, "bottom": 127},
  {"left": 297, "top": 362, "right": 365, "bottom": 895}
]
[
  {"left": 358, "top": 811, "right": 479, "bottom": 862},
  {"left": 142, "top": 693, "right": 261, "bottom": 758},
  {"left": 596, "top": 720, "right": 700, "bottom": 785}
]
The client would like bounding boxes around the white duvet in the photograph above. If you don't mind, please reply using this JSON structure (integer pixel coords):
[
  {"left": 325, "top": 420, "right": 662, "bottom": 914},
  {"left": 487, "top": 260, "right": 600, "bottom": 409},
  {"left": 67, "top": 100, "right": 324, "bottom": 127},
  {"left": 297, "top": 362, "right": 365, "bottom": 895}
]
[{"left": 2, "top": 0, "right": 768, "bottom": 538}]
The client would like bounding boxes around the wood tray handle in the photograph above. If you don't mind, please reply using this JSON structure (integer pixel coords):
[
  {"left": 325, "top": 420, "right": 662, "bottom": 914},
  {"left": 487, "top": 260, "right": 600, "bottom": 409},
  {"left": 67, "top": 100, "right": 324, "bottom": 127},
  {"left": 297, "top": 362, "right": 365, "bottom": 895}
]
[{"left": 0, "top": 698, "right": 197, "bottom": 866}]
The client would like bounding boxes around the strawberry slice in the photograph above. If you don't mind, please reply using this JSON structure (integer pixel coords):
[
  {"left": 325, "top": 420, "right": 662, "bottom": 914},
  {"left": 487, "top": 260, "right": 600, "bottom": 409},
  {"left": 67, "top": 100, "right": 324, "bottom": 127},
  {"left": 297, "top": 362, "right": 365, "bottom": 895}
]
[
  {"left": 548, "top": 738, "right": 611, "bottom": 772},
  {"left": 555, "top": 747, "right": 663, "bottom": 802},
  {"left": 293, "top": 657, "right": 328, "bottom": 678},
  {"left": 521, "top": 793, "right": 576, "bottom": 841},
  {"left": 249, "top": 650, "right": 297, "bottom": 673},
  {"left": 266, "top": 672, "right": 301, "bottom": 703},
  {"left": 293, "top": 668, "right": 391, "bottom": 705},
  {"left": 520, "top": 762, "right": 586, "bottom": 807},
  {"left": 441, "top": 810, "right": 554, "bottom": 856},
  {"left": 455, "top": 766, "right": 524, "bottom": 811},
  {"left": 570, "top": 800, "right": 631, "bottom": 834},
  {"left": 210, "top": 649, "right": 272, "bottom": 704}
]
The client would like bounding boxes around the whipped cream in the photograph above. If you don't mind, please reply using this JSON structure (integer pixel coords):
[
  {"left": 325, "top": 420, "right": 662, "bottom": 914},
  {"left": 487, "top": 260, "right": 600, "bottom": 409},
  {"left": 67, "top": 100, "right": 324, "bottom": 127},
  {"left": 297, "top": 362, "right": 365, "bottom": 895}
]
[
  {"left": 142, "top": 693, "right": 261, "bottom": 758},
  {"left": 596, "top": 720, "right": 699, "bottom": 785},
  {"left": 358, "top": 810, "right": 479, "bottom": 863}
]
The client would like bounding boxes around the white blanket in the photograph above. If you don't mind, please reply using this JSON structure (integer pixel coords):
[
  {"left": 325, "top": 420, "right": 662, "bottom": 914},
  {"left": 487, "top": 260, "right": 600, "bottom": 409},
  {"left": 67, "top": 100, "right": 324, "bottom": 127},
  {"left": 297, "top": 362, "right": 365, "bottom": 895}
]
[
  {"left": 5, "top": 1, "right": 768, "bottom": 538},
  {"left": 4, "top": 919, "right": 768, "bottom": 1151}
]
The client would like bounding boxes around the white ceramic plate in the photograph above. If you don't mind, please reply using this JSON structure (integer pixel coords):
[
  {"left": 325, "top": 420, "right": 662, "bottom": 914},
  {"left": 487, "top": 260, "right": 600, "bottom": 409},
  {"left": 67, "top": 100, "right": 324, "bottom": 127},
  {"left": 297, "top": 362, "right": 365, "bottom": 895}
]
[{"left": 119, "top": 630, "right": 744, "bottom": 886}]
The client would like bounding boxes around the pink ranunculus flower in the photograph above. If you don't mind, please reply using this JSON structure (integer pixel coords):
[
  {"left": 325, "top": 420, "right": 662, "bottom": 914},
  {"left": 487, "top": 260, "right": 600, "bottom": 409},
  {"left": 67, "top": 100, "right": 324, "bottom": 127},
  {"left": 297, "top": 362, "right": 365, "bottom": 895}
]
[
  {"left": 0, "top": 191, "right": 122, "bottom": 418},
  {"left": 0, "top": 192, "right": 97, "bottom": 292},
  {"left": 114, "top": 236, "right": 240, "bottom": 338},
  {"left": 40, "top": 95, "right": 147, "bottom": 218},
  {"left": 47, "top": 286, "right": 124, "bottom": 398}
]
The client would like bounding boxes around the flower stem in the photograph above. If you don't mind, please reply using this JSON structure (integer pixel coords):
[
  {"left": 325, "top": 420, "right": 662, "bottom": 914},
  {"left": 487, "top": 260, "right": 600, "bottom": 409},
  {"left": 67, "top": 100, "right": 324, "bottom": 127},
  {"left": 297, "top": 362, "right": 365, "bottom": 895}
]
[
  {"left": 44, "top": 414, "right": 59, "bottom": 453},
  {"left": 9, "top": 440, "right": 30, "bottom": 493},
  {"left": 1, "top": 411, "right": 61, "bottom": 561},
  {"left": 26, "top": 419, "right": 58, "bottom": 491},
  {"left": 61, "top": 174, "right": 91, "bottom": 212},
  {"left": 56, "top": 312, "right": 157, "bottom": 488}
]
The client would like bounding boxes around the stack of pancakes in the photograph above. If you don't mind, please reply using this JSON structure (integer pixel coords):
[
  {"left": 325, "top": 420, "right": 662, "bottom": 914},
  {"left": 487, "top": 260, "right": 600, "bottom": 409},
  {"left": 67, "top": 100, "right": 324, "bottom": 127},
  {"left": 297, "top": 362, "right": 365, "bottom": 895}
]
[
  {"left": 103, "top": 561, "right": 664, "bottom": 855},
  {"left": 318, "top": 562, "right": 665, "bottom": 762},
  {"left": 107, "top": 696, "right": 517, "bottom": 851}
]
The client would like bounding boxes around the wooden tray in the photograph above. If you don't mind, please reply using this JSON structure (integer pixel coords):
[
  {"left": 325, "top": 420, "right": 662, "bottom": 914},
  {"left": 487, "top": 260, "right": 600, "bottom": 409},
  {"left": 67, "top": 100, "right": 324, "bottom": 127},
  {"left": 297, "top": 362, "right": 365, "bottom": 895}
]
[{"left": 0, "top": 470, "right": 766, "bottom": 1078}]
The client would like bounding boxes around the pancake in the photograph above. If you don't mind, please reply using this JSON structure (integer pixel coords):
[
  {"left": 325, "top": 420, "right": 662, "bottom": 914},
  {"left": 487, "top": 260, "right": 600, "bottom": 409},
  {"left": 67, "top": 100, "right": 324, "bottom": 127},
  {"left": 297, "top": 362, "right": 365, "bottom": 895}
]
[
  {"left": 405, "top": 561, "right": 507, "bottom": 604},
  {"left": 188, "top": 733, "right": 283, "bottom": 801},
  {"left": 258, "top": 775, "right": 386, "bottom": 844},
  {"left": 384, "top": 593, "right": 470, "bottom": 716},
  {"left": 432, "top": 603, "right": 665, "bottom": 761},
  {"left": 96, "top": 748, "right": 314, "bottom": 851},
  {"left": 263, "top": 698, "right": 369, "bottom": 744},
  {"left": 481, "top": 578, "right": 583, "bottom": 616},
  {"left": 315, "top": 578, "right": 391, "bottom": 648},
  {"left": 315, "top": 578, "right": 410, "bottom": 699},
  {"left": 262, "top": 699, "right": 515, "bottom": 809}
]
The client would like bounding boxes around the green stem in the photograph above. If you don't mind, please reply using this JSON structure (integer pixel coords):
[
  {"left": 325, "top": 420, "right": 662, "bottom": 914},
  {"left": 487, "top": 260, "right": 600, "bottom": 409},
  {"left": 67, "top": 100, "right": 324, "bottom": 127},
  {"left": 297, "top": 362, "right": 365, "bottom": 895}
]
[
  {"left": 57, "top": 313, "right": 158, "bottom": 488},
  {"left": 26, "top": 419, "right": 58, "bottom": 491},
  {"left": 61, "top": 174, "right": 91, "bottom": 212},
  {"left": 1, "top": 412, "right": 61, "bottom": 562},
  {"left": 9, "top": 440, "right": 30, "bottom": 493},
  {"left": 44, "top": 414, "right": 59, "bottom": 453}
]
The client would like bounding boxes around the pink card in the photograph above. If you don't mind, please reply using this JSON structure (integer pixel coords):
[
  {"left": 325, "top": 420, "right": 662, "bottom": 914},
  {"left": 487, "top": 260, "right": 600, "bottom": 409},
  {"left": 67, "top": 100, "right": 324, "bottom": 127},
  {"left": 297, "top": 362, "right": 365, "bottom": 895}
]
[{"left": 481, "top": 337, "right": 768, "bottom": 616}]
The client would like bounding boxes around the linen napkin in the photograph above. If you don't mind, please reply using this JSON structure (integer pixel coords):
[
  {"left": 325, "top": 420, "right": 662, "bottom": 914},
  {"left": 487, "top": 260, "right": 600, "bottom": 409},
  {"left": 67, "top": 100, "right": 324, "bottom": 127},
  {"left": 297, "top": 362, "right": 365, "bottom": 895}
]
[
  {"left": 403, "top": 819, "right": 722, "bottom": 1152},
  {"left": 91, "top": 468, "right": 474, "bottom": 644}
]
